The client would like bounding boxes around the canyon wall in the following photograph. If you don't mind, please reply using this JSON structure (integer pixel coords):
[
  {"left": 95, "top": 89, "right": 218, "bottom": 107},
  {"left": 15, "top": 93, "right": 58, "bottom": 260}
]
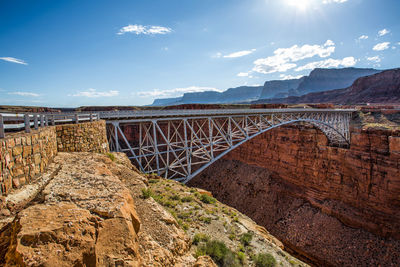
[
  {"left": 189, "top": 123, "right": 400, "bottom": 266},
  {"left": 0, "top": 120, "right": 109, "bottom": 195}
]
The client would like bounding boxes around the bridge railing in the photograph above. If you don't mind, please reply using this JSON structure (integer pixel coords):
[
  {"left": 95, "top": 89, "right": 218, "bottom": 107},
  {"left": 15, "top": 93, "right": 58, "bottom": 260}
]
[
  {"left": 0, "top": 112, "right": 100, "bottom": 138},
  {"left": 99, "top": 108, "right": 358, "bottom": 119}
]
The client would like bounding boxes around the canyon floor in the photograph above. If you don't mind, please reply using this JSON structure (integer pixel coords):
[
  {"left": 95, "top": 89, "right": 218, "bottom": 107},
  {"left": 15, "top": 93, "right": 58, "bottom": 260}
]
[{"left": 0, "top": 152, "right": 306, "bottom": 266}]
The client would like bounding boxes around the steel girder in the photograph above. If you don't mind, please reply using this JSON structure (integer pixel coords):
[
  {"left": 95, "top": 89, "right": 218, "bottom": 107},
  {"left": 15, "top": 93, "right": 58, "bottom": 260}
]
[{"left": 106, "top": 111, "right": 353, "bottom": 183}]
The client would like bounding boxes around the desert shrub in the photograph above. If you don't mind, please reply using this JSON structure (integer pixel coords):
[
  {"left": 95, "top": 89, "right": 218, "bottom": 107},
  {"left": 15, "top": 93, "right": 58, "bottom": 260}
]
[
  {"left": 199, "top": 216, "right": 212, "bottom": 224},
  {"left": 193, "top": 233, "right": 210, "bottom": 245},
  {"left": 236, "top": 251, "right": 246, "bottom": 264},
  {"left": 141, "top": 188, "right": 152, "bottom": 199},
  {"left": 229, "top": 233, "right": 236, "bottom": 240},
  {"left": 169, "top": 194, "right": 181, "bottom": 201},
  {"left": 181, "top": 196, "right": 193, "bottom": 202},
  {"left": 196, "top": 240, "right": 240, "bottom": 267},
  {"left": 163, "top": 200, "right": 175, "bottom": 208},
  {"left": 253, "top": 253, "right": 276, "bottom": 267},
  {"left": 105, "top": 152, "right": 115, "bottom": 161},
  {"left": 240, "top": 232, "right": 253, "bottom": 246},
  {"left": 200, "top": 194, "right": 216, "bottom": 204},
  {"left": 148, "top": 179, "right": 159, "bottom": 183}
]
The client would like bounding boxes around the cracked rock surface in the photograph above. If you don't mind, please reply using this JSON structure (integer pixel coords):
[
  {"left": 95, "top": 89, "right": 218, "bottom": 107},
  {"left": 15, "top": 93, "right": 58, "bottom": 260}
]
[{"left": 2, "top": 152, "right": 141, "bottom": 266}]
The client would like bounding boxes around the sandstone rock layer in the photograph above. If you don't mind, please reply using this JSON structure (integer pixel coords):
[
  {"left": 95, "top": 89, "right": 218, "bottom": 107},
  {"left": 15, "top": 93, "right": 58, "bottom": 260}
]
[
  {"left": 2, "top": 153, "right": 141, "bottom": 266},
  {"left": 189, "top": 124, "right": 400, "bottom": 266}
]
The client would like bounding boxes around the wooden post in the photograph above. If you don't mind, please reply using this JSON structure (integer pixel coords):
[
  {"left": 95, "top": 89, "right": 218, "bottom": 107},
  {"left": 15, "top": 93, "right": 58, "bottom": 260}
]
[
  {"left": 0, "top": 114, "right": 4, "bottom": 138},
  {"left": 24, "top": 114, "right": 31, "bottom": 133},
  {"left": 52, "top": 115, "right": 55, "bottom": 126},
  {"left": 45, "top": 115, "right": 49, "bottom": 126},
  {"left": 90, "top": 113, "right": 93, "bottom": 122},
  {"left": 34, "top": 115, "right": 39, "bottom": 130},
  {"left": 74, "top": 114, "right": 79, "bottom": 124},
  {"left": 40, "top": 115, "right": 44, "bottom": 127}
]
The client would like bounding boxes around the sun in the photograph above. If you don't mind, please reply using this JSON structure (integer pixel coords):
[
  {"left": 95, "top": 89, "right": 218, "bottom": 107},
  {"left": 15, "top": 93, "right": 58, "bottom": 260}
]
[{"left": 286, "top": 0, "right": 312, "bottom": 11}]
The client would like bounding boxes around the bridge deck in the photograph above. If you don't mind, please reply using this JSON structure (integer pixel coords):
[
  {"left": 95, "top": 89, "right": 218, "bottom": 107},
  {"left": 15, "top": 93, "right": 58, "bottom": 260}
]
[{"left": 100, "top": 108, "right": 357, "bottom": 120}]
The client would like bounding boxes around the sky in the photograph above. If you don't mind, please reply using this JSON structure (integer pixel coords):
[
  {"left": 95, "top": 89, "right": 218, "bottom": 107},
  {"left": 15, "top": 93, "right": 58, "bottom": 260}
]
[{"left": 0, "top": 0, "right": 399, "bottom": 107}]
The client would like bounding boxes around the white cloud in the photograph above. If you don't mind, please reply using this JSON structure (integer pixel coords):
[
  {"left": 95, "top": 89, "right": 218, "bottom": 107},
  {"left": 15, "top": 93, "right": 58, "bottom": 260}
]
[
  {"left": 322, "top": 0, "right": 348, "bottom": 3},
  {"left": 71, "top": 88, "right": 119, "bottom": 98},
  {"left": 295, "top": 57, "right": 357, "bottom": 71},
  {"left": 279, "top": 74, "right": 304, "bottom": 80},
  {"left": 373, "top": 42, "right": 390, "bottom": 51},
  {"left": 358, "top": 35, "right": 368, "bottom": 40},
  {"left": 366, "top": 56, "right": 381, "bottom": 63},
  {"left": 252, "top": 40, "right": 335, "bottom": 74},
  {"left": 378, "top": 28, "right": 390, "bottom": 37},
  {"left": 117, "top": 24, "right": 172, "bottom": 35},
  {"left": 8, "top": 91, "right": 39, "bottom": 97},
  {"left": 237, "top": 72, "right": 251, "bottom": 77},
  {"left": 0, "top": 57, "right": 28, "bottom": 65},
  {"left": 223, "top": 49, "right": 256, "bottom": 58},
  {"left": 138, "top": 86, "right": 223, "bottom": 98},
  {"left": 212, "top": 52, "right": 223, "bottom": 58}
]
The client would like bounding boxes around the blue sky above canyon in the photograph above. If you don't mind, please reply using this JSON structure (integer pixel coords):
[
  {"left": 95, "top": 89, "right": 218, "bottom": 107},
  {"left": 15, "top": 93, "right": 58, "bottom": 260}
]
[{"left": 0, "top": 0, "right": 399, "bottom": 106}]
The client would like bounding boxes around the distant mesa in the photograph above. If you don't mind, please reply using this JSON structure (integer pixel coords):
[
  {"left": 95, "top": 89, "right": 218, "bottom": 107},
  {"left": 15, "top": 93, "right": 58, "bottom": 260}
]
[
  {"left": 150, "top": 67, "right": 384, "bottom": 106},
  {"left": 254, "top": 68, "right": 400, "bottom": 105}
]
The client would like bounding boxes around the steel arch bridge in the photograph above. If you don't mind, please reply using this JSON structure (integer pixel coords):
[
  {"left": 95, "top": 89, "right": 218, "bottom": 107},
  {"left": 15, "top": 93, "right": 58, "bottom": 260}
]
[{"left": 101, "top": 109, "right": 355, "bottom": 183}]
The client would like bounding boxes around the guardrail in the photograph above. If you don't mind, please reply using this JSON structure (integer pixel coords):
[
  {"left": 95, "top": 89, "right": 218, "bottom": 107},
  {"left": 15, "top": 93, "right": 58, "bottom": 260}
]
[
  {"left": 98, "top": 108, "right": 358, "bottom": 119},
  {"left": 0, "top": 112, "right": 100, "bottom": 138}
]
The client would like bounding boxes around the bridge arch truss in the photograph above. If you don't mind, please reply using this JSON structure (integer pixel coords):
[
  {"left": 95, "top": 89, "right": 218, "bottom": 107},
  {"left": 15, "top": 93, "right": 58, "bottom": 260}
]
[{"left": 105, "top": 109, "right": 354, "bottom": 183}]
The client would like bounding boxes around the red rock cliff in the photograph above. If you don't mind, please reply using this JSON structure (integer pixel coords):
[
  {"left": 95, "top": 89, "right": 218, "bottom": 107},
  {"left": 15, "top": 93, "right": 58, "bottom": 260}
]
[{"left": 189, "top": 123, "right": 400, "bottom": 266}]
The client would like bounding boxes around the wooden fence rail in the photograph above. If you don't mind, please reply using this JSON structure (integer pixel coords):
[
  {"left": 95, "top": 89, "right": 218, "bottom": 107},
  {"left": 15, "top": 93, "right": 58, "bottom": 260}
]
[{"left": 0, "top": 112, "right": 100, "bottom": 139}]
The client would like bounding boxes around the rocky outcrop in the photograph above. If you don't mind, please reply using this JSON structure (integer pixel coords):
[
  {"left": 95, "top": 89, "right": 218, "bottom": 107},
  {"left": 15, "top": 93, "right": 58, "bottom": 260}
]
[
  {"left": 0, "top": 151, "right": 310, "bottom": 266},
  {"left": 189, "top": 123, "right": 400, "bottom": 266},
  {"left": 1, "top": 153, "right": 142, "bottom": 266}
]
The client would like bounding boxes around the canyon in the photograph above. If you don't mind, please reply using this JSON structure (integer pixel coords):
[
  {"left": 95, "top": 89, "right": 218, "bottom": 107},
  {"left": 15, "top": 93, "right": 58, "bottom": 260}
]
[{"left": 189, "top": 112, "right": 400, "bottom": 266}]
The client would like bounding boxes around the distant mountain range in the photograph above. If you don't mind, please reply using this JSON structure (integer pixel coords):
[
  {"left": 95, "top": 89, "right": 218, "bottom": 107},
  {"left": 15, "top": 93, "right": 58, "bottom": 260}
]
[
  {"left": 253, "top": 68, "right": 400, "bottom": 105},
  {"left": 150, "top": 67, "right": 381, "bottom": 106}
]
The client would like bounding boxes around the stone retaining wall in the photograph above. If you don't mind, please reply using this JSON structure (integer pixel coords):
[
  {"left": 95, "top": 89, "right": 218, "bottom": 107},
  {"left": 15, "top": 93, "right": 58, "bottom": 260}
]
[
  {"left": 0, "top": 127, "right": 57, "bottom": 195},
  {"left": 0, "top": 120, "right": 109, "bottom": 195},
  {"left": 56, "top": 120, "right": 109, "bottom": 153}
]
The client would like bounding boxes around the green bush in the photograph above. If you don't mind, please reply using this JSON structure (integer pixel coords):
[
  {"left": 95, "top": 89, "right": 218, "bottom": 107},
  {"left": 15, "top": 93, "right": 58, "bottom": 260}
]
[
  {"left": 236, "top": 251, "right": 246, "bottom": 264},
  {"left": 181, "top": 196, "right": 193, "bottom": 202},
  {"left": 193, "top": 233, "right": 210, "bottom": 245},
  {"left": 254, "top": 253, "right": 276, "bottom": 267},
  {"left": 196, "top": 240, "right": 240, "bottom": 267},
  {"left": 200, "top": 194, "right": 216, "bottom": 204},
  {"left": 240, "top": 232, "right": 253, "bottom": 246},
  {"left": 199, "top": 216, "right": 212, "bottom": 224},
  {"left": 141, "top": 188, "right": 152, "bottom": 199},
  {"left": 169, "top": 194, "right": 181, "bottom": 201},
  {"left": 105, "top": 152, "right": 115, "bottom": 161}
]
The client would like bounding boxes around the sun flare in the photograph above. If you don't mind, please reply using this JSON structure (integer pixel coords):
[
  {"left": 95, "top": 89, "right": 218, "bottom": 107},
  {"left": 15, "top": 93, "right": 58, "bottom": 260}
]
[{"left": 286, "top": 0, "right": 312, "bottom": 11}]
